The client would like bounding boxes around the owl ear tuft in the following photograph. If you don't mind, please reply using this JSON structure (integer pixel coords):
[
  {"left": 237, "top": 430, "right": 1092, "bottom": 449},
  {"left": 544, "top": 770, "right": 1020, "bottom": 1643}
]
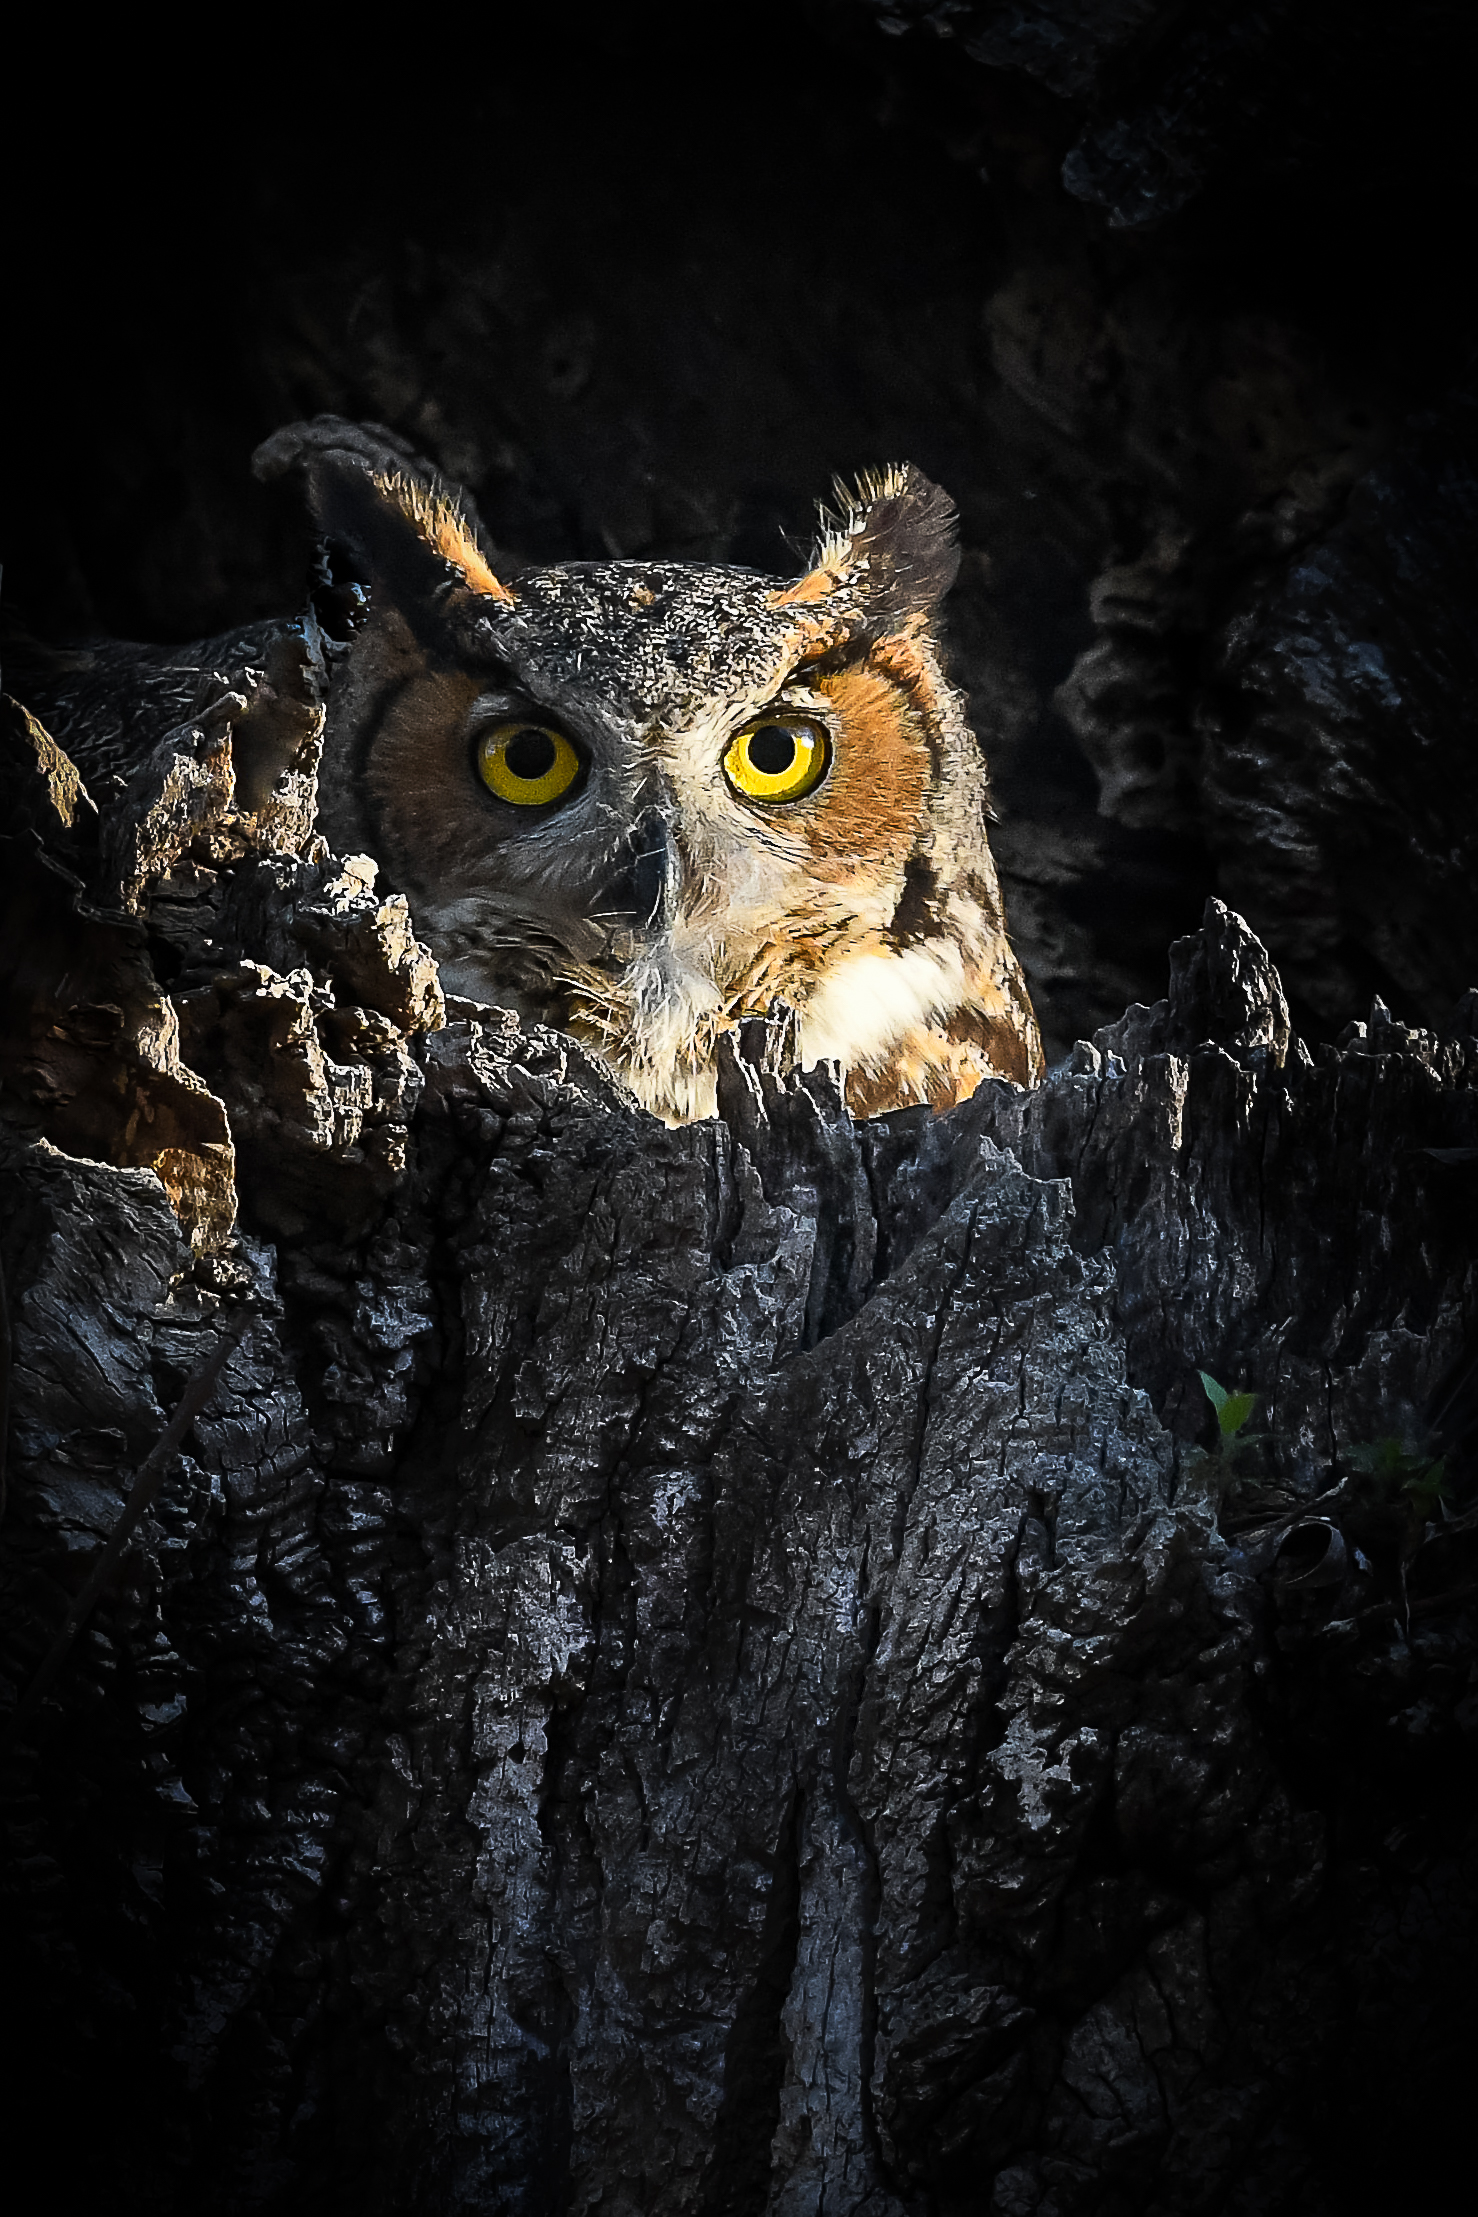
[
  {"left": 775, "top": 464, "right": 960, "bottom": 628},
  {"left": 253, "top": 415, "right": 514, "bottom": 609}
]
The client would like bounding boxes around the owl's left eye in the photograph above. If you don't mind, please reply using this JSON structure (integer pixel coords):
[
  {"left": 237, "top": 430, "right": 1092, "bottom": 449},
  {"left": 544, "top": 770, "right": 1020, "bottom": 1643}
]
[
  {"left": 476, "top": 722, "right": 585, "bottom": 807},
  {"left": 722, "top": 717, "right": 830, "bottom": 804}
]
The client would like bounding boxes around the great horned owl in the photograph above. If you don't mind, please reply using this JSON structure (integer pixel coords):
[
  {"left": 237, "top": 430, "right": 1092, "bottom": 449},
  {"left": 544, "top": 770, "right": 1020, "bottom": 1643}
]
[{"left": 256, "top": 418, "right": 1043, "bottom": 1121}]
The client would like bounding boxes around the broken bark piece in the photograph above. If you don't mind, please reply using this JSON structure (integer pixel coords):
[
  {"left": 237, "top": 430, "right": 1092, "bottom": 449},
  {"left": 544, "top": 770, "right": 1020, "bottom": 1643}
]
[
  {"left": 174, "top": 958, "right": 424, "bottom": 1233},
  {"left": 0, "top": 694, "right": 96, "bottom": 838},
  {"left": 0, "top": 612, "right": 438, "bottom": 1250},
  {"left": 290, "top": 852, "right": 445, "bottom": 1037},
  {"left": 103, "top": 684, "right": 245, "bottom": 911},
  {"left": 0, "top": 717, "right": 236, "bottom": 1252}
]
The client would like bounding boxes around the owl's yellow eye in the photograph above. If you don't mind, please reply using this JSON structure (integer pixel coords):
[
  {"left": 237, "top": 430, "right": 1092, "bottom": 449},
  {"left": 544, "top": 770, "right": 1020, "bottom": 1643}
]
[
  {"left": 722, "top": 717, "right": 830, "bottom": 803},
  {"left": 476, "top": 722, "right": 583, "bottom": 807}
]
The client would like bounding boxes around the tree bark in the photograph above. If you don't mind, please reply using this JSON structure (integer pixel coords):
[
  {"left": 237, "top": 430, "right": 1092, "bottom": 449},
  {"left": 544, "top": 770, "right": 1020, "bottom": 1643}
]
[{"left": 2, "top": 613, "right": 1475, "bottom": 2215}]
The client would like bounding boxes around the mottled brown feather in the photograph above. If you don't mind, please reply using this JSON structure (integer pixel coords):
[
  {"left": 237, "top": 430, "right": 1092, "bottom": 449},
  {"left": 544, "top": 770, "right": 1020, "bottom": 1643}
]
[{"left": 803, "top": 661, "right": 933, "bottom": 877}]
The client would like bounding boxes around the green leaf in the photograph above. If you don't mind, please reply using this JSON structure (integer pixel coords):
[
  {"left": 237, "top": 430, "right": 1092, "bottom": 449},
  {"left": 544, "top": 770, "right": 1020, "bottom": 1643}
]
[
  {"left": 1402, "top": 1457, "right": 1448, "bottom": 1509},
  {"left": 1198, "top": 1371, "right": 1228, "bottom": 1412},
  {"left": 1218, "top": 1392, "right": 1257, "bottom": 1438},
  {"left": 1348, "top": 1438, "right": 1448, "bottom": 1505},
  {"left": 1348, "top": 1436, "right": 1407, "bottom": 1477}
]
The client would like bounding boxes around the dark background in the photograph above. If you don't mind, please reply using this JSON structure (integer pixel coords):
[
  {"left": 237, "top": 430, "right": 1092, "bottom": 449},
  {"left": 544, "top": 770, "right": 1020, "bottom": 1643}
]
[{"left": 6, "top": 0, "right": 1478, "bottom": 1059}]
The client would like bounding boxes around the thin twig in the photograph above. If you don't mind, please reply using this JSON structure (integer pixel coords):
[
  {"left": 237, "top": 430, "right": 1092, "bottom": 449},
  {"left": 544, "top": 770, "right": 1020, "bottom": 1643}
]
[{"left": 8, "top": 1307, "right": 253, "bottom": 1738}]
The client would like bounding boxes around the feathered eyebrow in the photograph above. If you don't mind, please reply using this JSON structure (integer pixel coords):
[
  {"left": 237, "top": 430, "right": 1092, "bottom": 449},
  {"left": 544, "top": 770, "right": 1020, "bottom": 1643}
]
[
  {"left": 786, "top": 632, "right": 873, "bottom": 680},
  {"left": 766, "top": 675, "right": 839, "bottom": 716},
  {"left": 467, "top": 685, "right": 544, "bottom": 715}
]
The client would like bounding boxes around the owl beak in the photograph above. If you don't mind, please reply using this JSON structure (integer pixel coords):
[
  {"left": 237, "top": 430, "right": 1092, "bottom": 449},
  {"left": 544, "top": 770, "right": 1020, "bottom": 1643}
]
[{"left": 601, "top": 808, "right": 673, "bottom": 940}]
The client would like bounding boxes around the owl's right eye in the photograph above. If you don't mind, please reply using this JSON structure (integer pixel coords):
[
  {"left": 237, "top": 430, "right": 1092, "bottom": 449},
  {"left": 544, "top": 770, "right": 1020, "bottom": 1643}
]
[
  {"left": 475, "top": 722, "right": 585, "bottom": 807},
  {"left": 722, "top": 716, "right": 830, "bottom": 804}
]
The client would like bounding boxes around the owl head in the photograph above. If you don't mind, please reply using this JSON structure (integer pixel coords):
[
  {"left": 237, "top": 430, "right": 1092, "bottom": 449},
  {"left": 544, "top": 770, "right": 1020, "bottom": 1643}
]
[{"left": 255, "top": 417, "right": 1041, "bottom": 1120}]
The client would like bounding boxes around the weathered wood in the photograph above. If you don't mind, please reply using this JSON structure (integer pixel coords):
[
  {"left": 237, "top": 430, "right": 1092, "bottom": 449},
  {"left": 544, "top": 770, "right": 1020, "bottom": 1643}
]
[{"left": 1, "top": 612, "right": 1475, "bottom": 2215}]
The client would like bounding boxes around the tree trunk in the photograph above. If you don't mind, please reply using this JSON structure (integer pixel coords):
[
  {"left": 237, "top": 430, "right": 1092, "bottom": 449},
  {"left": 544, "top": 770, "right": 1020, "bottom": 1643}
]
[{"left": 2, "top": 616, "right": 1475, "bottom": 2216}]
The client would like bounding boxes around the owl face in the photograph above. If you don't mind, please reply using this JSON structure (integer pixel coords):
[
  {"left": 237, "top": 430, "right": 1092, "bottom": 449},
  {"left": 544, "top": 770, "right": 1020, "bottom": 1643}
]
[{"left": 260, "top": 420, "right": 1042, "bottom": 1118}]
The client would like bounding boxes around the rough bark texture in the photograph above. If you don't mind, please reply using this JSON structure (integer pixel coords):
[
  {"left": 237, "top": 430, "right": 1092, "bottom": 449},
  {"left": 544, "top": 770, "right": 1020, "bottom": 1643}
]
[{"left": 2, "top": 609, "right": 1475, "bottom": 2215}]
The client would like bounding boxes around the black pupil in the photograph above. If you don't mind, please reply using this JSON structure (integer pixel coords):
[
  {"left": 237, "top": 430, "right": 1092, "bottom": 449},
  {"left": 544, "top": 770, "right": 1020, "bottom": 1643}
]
[
  {"left": 748, "top": 724, "right": 798, "bottom": 776},
  {"left": 505, "top": 728, "right": 558, "bottom": 782}
]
